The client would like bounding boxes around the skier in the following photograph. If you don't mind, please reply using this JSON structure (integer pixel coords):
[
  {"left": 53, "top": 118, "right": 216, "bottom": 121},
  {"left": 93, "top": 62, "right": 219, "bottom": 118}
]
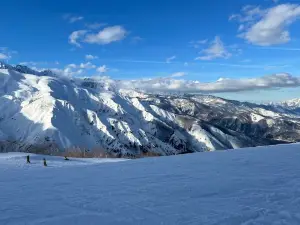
[
  {"left": 26, "top": 155, "right": 30, "bottom": 164},
  {"left": 43, "top": 158, "right": 47, "bottom": 167},
  {"left": 64, "top": 156, "right": 69, "bottom": 161}
]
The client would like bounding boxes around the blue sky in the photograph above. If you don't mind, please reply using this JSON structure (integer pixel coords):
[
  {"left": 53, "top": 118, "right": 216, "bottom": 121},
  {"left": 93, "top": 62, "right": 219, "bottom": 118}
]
[{"left": 1, "top": 0, "right": 300, "bottom": 102}]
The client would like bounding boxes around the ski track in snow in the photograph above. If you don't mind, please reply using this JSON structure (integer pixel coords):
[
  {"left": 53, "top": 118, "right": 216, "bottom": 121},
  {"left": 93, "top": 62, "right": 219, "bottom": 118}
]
[{"left": 1, "top": 144, "right": 300, "bottom": 224}]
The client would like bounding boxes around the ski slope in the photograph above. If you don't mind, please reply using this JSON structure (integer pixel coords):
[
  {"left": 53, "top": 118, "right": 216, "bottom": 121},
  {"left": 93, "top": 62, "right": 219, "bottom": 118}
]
[{"left": 1, "top": 144, "right": 300, "bottom": 224}]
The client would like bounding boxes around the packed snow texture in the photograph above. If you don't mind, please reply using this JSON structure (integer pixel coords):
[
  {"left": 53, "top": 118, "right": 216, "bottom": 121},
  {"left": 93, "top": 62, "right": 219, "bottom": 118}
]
[{"left": 1, "top": 144, "right": 300, "bottom": 225}]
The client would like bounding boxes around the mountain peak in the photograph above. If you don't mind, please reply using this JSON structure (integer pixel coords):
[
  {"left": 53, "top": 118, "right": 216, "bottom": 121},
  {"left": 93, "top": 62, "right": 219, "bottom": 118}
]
[
  {"left": 0, "top": 61, "right": 57, "bottom": 77},
  {"left": 0, "top": 61, "right": 13, "bottom": 69}
]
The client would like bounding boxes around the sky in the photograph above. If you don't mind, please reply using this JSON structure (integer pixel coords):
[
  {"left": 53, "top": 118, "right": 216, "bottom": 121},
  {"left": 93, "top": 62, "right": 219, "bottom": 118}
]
[{"left": 1, "top": 0, "right": 300, "bottom": 102}]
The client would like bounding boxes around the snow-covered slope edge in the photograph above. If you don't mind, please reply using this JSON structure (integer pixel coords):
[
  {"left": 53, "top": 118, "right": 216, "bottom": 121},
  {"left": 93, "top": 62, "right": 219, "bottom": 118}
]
[{"left": 0, "top": 63, "right": 299, "bottom": 156}]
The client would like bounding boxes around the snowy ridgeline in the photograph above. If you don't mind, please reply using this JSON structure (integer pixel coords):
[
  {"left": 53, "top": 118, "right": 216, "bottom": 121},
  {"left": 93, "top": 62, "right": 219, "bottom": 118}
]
[
  {"left": 1, "top": 143, "right": 300, "bottom": 225},
  {"left": 1, "top": 66, "right": 300, "bottom": 157}
]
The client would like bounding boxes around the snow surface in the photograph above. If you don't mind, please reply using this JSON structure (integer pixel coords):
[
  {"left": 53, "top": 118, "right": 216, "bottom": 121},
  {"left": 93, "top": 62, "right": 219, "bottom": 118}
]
[
  {"left": 2, "top": 144, "right": 300, "bottom": 225},
  {"left": 0, "top": 152, "right": 127, "bottom": 168}
]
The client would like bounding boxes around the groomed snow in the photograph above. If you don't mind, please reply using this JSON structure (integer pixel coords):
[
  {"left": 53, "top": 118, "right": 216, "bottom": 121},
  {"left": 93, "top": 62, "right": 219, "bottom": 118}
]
[
  {"left": 0, "top": 152, "right": 127, "bottom": 169},
  {"left": 1, "top": 144, "right": 300, "bottom": 224}
]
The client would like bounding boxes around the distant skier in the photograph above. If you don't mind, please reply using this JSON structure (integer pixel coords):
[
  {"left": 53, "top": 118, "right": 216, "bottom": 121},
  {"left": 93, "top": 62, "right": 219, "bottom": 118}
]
[
  {"left": 26, "top": 155, "right": 30, "bottom": 164},
  {"left": 43, "top": 158, "right": 47, "bottom": 167},
  {"left": 64, "top": 156, "right": 69, "bottom": 161}
]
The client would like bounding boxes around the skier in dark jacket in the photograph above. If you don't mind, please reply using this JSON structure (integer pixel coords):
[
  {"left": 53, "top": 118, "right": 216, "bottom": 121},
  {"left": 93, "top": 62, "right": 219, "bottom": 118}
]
[
  {"left": 26, "top": 155, "right": 30, "bottom": 164},
  {"left": 43, "top": 158, "right": 47, "bottom": 167},
  {"left": 64, "top": 156, "right": 70, "bottom": 161}
]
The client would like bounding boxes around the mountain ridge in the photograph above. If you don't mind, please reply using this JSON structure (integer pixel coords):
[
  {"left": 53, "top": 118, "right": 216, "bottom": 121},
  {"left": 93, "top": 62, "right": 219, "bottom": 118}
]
[{"left": 0, "top": 62, "right": 299, "bottom": 156}]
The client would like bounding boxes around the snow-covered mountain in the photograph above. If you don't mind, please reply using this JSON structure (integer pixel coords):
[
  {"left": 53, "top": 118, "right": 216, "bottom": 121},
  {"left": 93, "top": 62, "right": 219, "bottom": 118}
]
[
  {"left": 1, "top": 62, "right": 300, "bottom": 156},
  {"left": 277, "top": 98, "right": 300, "bottom": 110}
]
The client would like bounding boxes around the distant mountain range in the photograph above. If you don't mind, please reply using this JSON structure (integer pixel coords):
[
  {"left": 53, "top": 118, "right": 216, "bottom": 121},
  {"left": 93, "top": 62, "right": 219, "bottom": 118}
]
[
  {"left": 1, "top": 62, "right": 299, "bottom": 156},
  {"left": 274, "top": 98, "right": 300, "bottom": 110}
]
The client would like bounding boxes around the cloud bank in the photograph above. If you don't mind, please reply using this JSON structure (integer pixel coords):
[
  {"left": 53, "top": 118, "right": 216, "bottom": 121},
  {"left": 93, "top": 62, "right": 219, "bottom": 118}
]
[
  {"left": 117, "top": 73, "right": 300, "bottom": 93},
  {"left": 5, "top": 62, "right": 300, "bottom": 94}
]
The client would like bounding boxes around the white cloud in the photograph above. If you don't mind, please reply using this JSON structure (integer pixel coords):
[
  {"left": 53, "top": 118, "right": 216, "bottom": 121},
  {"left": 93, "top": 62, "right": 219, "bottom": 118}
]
[
  {"left": 241, "top": 59, "right": 252, "bottom": 63},
  {"left": 97, "top": 65, "right": 108, "bottom": 73},
  {"left": 20, "top": 61, "right": 39, "bottom": 66},
  {"left": 85, "top": 23, "right": 106, "bottom": 29},
  {"left": 69, "top": 30, "right": 88, "bottom": 47},
  {"left": 15, "top": 61, "right": 300, "bottom": 93},
  {"left": 170, "top": 72, "right": 186, "bottom": 77},
  {"left": 197, "top": 39, "right": 207, "bottom": 44},
  {"left": 238, "top": 24, "right": 245, "bottom": 31},
  {"left": 19, "top": 61, "right": 60, "bottom": 71},
  {"left": 69, "top": 16, "right": 84, "bottom": 23},
  {"left": 0, "top": 47, "right": 16, "bottom": 61},
  {"left": 166, "top": 55, "right": 176, "bottom": 63},
  {"left": 118, "top": 73, "right": 300, "bottom": 93},
  {"left": 85, "top": 54, "right": 98, "bottom": 60},
  {"left": 53, "top": 64, "right": 84, "bottom": 77},
  {"left": 65, "top": 68, "right": 84, "bottom": 76},
  {"left": 79, "top": 62, "right": 96, "bottom": 69},
  {"left": 189, "top": 39, "right": 208, "bottom": 48},
  {"left": 69, "top": 26, "right": 127, "bottom": 47},
  {"left": 256, "top": 47, "right": 300, "bottom": 51},
  {"left": 64, "top": 14, "right": 84, "bottom": 23},
  {"left": 196, "top": 36, "right": 232, "bottom": 60},
  {"left": 0, "top": 53, "right": 9, "bottom": 60},
  {"left": 115, "top": 59, "right": 175, "bottom": 64},
  {"left": 50, "top": 62, "right": 96, "bottom": 77},
  {"left": 184, "top": 62, "right": 189, "bottom": 67},
  {"left": 131, "top": 36, "right": 143, "bottom": 43},
  {"left": 66, "top": 63, "right": 77, "bottom": 69},
  {"left": 229, "top": 6, "right": 264, "bottom": 22},
  {"left": 61, "top": 62, "right": 95, "bottom": 70},
  {"left": 231, "top": 4, "right": 300, "bottom": 46},
  {"left": 84, "top": 26, "right": 127, "bottom": 45}
]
